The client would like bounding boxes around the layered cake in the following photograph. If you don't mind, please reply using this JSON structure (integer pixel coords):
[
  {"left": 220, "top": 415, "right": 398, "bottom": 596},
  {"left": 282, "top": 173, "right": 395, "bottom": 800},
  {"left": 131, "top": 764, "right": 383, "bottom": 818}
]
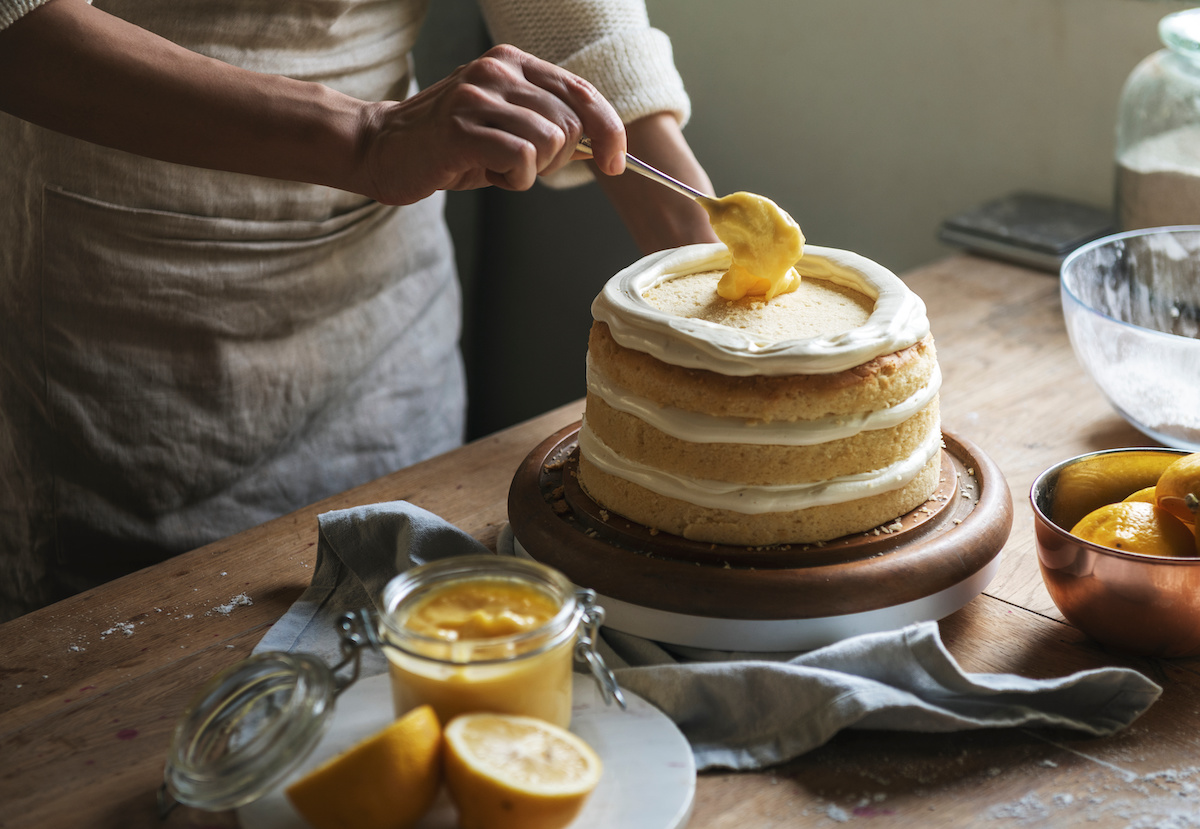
[{"left": 576, "top": 242, "right": 941, "bottom": 547}]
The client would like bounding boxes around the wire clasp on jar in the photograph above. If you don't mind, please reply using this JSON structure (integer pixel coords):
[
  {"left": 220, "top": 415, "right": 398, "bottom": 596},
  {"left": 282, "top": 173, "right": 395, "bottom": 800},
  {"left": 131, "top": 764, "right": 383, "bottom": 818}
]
[
  {"left": 330, "top": 607, "right": 383, "bottom": 695},
  {"left": 574, "top": 587, "right": 626, "bottom": 710}
]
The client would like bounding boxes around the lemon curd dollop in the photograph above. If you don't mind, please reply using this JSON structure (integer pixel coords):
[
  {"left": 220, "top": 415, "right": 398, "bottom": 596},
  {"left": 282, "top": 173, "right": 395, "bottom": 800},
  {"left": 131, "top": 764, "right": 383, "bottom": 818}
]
[
  {"left": 402, "top": 580, "right": 559, "bottom": 641},
  {"left": 703, "top": 191, "right": 805, "bottom": 301}
]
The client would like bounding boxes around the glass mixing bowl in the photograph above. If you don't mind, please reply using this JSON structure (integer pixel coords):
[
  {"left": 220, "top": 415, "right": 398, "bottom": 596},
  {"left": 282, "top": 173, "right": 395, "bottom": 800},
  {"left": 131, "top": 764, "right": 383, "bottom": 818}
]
[{"left": 1060, "top": 226, "right": 1200, "bottom": 451}]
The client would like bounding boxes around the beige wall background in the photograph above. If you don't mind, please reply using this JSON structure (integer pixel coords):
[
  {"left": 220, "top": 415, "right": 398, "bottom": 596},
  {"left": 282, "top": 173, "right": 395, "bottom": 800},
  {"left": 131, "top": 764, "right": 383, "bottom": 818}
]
[
  {"left": 658, "top": 0, "right": 1191, "bottom": 271},
  {"left": 415, "top": 0, "right": 1194, "bottom": 438}
]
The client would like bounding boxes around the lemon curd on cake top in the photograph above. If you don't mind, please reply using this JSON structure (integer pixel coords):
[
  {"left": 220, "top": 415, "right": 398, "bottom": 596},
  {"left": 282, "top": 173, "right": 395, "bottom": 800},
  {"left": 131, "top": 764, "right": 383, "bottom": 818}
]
[{"left": 577, "top": 242, "right": 942, "bottom": 547}]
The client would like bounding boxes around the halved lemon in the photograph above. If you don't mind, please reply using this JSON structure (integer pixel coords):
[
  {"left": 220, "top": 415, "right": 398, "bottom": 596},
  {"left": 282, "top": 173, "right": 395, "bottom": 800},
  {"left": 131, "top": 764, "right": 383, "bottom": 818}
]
[
  {"left": 444, "top": 712, "right": 602, "bottom": 829},
  {"left": 285, "top": 704, "right": 442, "bottom": 829}
]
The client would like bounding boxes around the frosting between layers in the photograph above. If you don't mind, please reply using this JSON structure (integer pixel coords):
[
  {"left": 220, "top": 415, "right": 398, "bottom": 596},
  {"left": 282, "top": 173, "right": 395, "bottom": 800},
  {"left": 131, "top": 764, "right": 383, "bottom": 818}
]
[
  {"left": 577, "top": 420, "right": 944, "bottom": 515},
  {"left": 592, "top": 242, "right": 930, "bottom": 376},
  {"left": 586, "top": 355, "right": 942, "bottom": 446}
]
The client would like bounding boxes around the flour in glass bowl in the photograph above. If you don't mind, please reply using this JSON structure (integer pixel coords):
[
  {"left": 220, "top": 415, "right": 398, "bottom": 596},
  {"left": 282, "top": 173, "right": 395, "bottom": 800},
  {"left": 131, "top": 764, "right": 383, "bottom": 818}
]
[
  {"left": 1117, "top": 124, "right": 1200, "bottom": 230},
  {"left": 1071, "top": 324, "right": 1200, "bottom": 448},
  {"left": 1062, "top": 227, "right": 1200, "bottom": 450}
]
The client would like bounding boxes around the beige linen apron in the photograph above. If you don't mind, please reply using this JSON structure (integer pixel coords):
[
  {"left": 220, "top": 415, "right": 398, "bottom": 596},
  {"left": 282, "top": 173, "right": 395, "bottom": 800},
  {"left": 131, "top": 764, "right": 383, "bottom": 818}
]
[{"left": 0, "top": 0, "right": 465, "bottom": 618}]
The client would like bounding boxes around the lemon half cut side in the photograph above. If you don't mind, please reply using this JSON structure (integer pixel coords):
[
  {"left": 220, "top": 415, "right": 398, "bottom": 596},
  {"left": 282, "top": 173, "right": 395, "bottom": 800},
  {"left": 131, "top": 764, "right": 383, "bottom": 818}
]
[{"left": 444, "top": 712, "right": 603, "bottom": 829}]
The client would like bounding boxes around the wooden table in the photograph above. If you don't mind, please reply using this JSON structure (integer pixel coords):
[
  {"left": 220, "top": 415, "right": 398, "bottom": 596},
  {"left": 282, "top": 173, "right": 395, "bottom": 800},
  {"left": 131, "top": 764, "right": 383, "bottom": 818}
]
[{"left": 3, "top": 254, "right": 1198, "bottom": 828}]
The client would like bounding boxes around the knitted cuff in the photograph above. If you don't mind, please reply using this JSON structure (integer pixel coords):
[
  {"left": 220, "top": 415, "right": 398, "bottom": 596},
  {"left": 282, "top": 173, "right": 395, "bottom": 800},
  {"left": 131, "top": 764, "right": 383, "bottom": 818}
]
[
  {"left": 564, "top": 28, "right": 691, "bottom": 128},
  {"left": 543, "top": 27, "right": 692, "bottom": 189},
  {"left": 0, "top": 0, "right": 53, "bottom": 30}
]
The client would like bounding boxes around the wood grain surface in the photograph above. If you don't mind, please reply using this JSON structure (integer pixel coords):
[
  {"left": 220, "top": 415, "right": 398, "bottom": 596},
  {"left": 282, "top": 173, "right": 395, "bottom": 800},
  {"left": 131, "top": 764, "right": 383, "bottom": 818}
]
[{"left": 3, "top": 253, "right": 1197, "bottom": 829}]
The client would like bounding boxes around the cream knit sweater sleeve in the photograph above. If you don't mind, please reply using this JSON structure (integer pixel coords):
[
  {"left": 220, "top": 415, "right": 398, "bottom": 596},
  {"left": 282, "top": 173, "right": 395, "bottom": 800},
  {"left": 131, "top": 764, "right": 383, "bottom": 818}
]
[
  {"left": 0, "top": 0, "right": 51, "bottom": 30},
  {"left": 477, "top": 0, "right": 692, "bottom": 187},
  {"left": 0, "top": 0, "right": 692, "bottom": 186},
  {"left": 0, "top": 0, "right": 691, "bottom": 126}
]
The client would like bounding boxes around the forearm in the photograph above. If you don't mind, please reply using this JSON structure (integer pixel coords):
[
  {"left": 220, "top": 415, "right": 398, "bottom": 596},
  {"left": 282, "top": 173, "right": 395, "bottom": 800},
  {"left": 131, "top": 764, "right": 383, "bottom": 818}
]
[
  {"left": 0, "top": 0, "right": 375, "bottom": 196},
  {"left": 592, "top": 113, "right": 718, "bottom": 254}
]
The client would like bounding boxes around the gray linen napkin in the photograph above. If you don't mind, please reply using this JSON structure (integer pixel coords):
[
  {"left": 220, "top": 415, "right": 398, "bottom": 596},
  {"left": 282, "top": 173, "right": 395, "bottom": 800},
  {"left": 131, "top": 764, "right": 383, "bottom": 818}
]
[
  {"left": 255, "top": 500, "right": 1162, "bottom": 771},
  {"left": 255, "top": 500, "right": 490, "bottom": 676}
]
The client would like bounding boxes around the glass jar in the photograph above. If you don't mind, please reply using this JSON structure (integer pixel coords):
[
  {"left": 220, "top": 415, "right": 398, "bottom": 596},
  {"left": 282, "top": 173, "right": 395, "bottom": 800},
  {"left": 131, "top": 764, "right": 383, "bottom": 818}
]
[
  {"left": 379, "top": 556, "right": 591, "bottom": 729},
  {"left": 162, "top": 652, "right": 339, "bottom": 813},
  {"left": 1116, "top": 8, "right": 1200, "bottom": 230},
  {"left": 159, "top": 556, "right": 621, "bottom": 816}
]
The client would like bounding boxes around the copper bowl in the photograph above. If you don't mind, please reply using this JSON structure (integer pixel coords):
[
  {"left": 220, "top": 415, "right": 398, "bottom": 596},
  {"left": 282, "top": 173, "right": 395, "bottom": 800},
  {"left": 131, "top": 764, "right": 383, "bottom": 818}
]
[{"left": 1030, "top": 448, "right": 1200, "bottom": 657}]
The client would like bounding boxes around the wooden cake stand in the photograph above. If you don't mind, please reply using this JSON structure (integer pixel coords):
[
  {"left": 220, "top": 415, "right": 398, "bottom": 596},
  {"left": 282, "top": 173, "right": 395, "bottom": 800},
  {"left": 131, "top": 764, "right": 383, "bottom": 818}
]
[{"left": 507, "top": 423, "right": 1013, "bottom": 651}]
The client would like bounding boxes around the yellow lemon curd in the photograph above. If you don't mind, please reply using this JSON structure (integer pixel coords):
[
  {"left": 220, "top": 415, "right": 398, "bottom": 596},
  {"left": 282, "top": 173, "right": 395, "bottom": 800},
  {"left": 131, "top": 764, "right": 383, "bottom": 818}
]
[
  {"left": 703, "top": 191, "right": 805, "bottom": 301},
  {"left": 385, "top": 578, "right": 575, "bottom": 728}
]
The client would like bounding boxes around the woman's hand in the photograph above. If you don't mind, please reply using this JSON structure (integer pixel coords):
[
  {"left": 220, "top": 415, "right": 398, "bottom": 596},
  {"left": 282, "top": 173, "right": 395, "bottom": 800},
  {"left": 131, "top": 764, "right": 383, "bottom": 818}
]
[
  {"left": 0, "top": 4, "right": 627, "bottom": 206},
  {"left": 358, "top": 45, "right": 628, "bottom": 205}
]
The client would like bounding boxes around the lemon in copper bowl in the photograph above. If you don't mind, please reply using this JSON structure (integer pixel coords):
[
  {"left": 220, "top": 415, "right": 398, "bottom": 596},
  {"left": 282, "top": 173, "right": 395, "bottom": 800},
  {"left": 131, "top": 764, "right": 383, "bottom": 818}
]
[
  {"left": 1030, "top": 447, "right": 1200, "bottom": 657},
  {"left": 1060, "top": 227, "right": 1200, "bottom": 451}
]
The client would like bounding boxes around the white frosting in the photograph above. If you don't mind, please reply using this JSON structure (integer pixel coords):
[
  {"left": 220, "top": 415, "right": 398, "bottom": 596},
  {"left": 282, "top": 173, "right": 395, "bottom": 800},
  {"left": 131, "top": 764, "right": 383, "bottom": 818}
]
[
  {"left": 587, "top": 355, "right": 941, "bottom": 446},
  {"left": 591, "top": 242, "right": 930, "bottom": 376},
  {"left": 578, "top": 420, "right": 943, "bottom": 515}
]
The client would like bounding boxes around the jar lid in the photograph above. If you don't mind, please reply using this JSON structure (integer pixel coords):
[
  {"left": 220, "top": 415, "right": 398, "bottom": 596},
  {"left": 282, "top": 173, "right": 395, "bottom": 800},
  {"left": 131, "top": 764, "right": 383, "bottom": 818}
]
[
  {"left": 162, "top": 652, "right": 337, "bottom": 812},
  {"left": 1161, "top": 8, "right": 1200, "bottom": 59}
]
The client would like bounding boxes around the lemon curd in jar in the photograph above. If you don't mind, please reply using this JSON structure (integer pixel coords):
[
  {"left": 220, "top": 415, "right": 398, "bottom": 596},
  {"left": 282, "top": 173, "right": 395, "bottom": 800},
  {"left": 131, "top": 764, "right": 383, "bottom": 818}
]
[{"left": 379, "top": 557, "right": 580, "bottom": 729}]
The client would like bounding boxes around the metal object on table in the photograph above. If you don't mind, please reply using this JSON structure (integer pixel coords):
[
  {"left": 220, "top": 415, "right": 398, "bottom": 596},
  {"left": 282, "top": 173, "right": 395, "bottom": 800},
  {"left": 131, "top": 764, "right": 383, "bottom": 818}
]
[{"left": 1031, "top": 447, "right": 1200, "bottom": 658}]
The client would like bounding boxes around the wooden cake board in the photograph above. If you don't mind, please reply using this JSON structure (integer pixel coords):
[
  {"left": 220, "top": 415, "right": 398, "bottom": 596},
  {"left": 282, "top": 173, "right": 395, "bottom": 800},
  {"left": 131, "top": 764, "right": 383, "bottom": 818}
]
[{"left": 506, "top": 424, "right": 1013, "bottom": 652}]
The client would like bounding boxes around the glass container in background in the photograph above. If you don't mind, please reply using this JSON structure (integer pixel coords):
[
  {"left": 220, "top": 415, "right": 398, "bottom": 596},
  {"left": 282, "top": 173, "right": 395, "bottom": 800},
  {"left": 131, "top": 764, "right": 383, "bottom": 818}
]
[
  {"left": 1060, "top": 227, "right": 1200, "bottom": 451},
  {"left": 1116, "top": 8, "right": 1200, "bottom": 230}
]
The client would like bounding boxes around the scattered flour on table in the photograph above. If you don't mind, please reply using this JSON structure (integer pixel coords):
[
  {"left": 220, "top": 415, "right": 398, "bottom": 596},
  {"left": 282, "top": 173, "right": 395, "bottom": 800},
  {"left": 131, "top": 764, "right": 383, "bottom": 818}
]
[
  {"left": 793, "top": 754, "right": 1200, "bottom": 826},
  {"left": 44, "top": 596, "right": 254, "bottom": 662},
  {"left": 822, "top": 804, "right": 852, "bottom": 823},
  {"left": 988, "top": 793, "right": 1049, "bottom": 822},
  {"left": 209, "top": 593, "right": 253, "bottom": 616},
  {"left": 985, "top": 766, "right": 1200, "bottom": 827},
  {"left": 99, "top": 622, "right": 135, "bottom": 639}
]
